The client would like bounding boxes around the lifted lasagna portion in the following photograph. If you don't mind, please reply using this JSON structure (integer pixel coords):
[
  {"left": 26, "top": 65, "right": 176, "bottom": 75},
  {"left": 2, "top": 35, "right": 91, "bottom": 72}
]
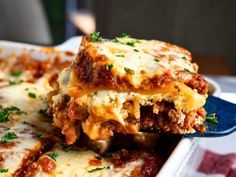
[{"left": 50, "top": 35, "right": 208, "bottom": 144}]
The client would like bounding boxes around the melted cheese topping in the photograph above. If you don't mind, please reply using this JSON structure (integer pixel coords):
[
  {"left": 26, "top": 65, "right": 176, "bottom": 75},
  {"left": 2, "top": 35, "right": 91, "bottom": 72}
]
[
  {"left": 0, "top": 82, "right": 52, "bottom": 131},
  {"left": 91, "top": 37, "right": 197, "bottom": 87},
  {"left": 0, "top": 122, "right": 44, "bottom": 176},
  {"left": 27, "top": 147, "right": 143, "bottom": 177},
  {"left": 0, "top": 82, "right": 53, "bottom": 176}
]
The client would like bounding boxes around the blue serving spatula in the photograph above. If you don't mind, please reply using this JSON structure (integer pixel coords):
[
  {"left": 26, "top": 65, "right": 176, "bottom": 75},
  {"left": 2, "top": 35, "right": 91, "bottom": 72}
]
[{"left": 185, "top": 95, "right": 236, "bottom": 137}]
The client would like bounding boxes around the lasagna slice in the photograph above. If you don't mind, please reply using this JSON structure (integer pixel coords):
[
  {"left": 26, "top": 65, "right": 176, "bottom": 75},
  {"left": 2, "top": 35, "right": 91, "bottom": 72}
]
[{"left": 50, "top": 34, "right": 208, "bottom": 144}]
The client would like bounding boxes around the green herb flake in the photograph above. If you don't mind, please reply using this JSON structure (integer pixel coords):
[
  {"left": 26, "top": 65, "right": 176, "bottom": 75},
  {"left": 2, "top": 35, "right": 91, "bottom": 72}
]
[
  {"left": 120, "top": 33, "right": 130, "bottom": 38},
  {"left": 28, "top": 92, "right": 36, "bottom": 99},
  {"left": 9, "top": 80, "right": 23, "bottom": 86},
  {"left": 88, "top": 166, "right": 110, "bottom": 173},
  {"left": 111, "top": 38, "right": 119, "bottom": 43},
  {"left": 0, "top": 106, "right": 26, "bottom": 122},
  {"left": 115, "top": 54, "right": 125, "bottom": 58},
  {"left": 90, "top": 32, "right": 102, "bottom": 42},
  {"left": 60, "top": 142, "right": 77, "bottom": 152},
  {"left": 202, "top": 123, "right": 208, "bottom": 129},
  {"left": 182, "top": 56, "right": 187, "bottom": 60},
  {"left": 11, "top": 70, "right": 22, "bottom": 77},
  {"left": 154, "top": 58, "right": 160, "bottom": 62},
  {"left": 124, "top": 67, "right": 135, "bottom": 75},
  {"left": 184, "top": 68, "right": 190, "bottom": 72},
  {"left": 134, "top": 49, "right": 139, "bottom": 52},
  {"left": 126, "top": 41, "right": 135, "bottom": 47},
  {"left": 205, "top": 113, "right": 218, "bottom": 124},
  {"left": 47, "top": 152, "right": 58, "bottom": 161},
  {"left": 4, "top": 127, "right": 10, "bottom": 131},
  {"left": 0, "top": 168, "right": 8, "bottom": 173},
  {"left": 0, "top": 132, "right": 18, "bottom": 144},
  {"left": 105, "top": 64, "right": 113, "bottom": 71},
  {"left": 126, "top": 39, "right": 140, "bottom": 47}
]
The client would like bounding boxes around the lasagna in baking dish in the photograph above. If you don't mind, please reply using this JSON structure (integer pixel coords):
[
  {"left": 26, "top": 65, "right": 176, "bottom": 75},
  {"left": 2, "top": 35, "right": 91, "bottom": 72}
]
[
  {"left": 50, "top": 34, "right": 208, "bottom": 144},
  {"left": 1, "top": 53, "right": 162, "bottom": 177}
]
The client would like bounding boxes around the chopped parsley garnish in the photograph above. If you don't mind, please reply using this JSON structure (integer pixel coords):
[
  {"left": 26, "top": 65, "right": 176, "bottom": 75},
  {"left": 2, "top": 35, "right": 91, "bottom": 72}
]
[
  {"left": 88, "top": 166, "right": 110, "bottom": 173},
  {"left": 126, "top": 41, "right": 135, "bottom": 47},
  {"left": 205, "top": 113, "right": 218, "bottom": 124},
  {"left": 90, "top": 32, "right": 102, "bottom": 42},
  {"left": 112, "top": 33, "right": 131, "bottom": 43},
  {"left": 60, "top": 142, "right": 77, "bottom": 152},
  {"left": 184, "top": 68, "right": 190, "bottom": 72},
  {"left": 28, "top": 92, "right": 36, "bottom": 99},
  {"left": 124, "top": 67, "right": 135, "bottom": 75},
  {"left": 4, "top": 127, "right": 10, "bottom": 131},
  {"left": 9, "top": 80, "right": 23, "bottom": 85},
  {"left": 105, "top": 64, "right": 113, "bottom": 71},
  {"left": 154, "top": 58, "right": 160, "bottom": 62},
  {"left": 202, "top": 124, "right": 207, "bottom": 129},
  {"left": 112, "top": 34, "right": 140, "bottom": 47},
  {"left": 0, "top": 132, "right": 18, "bottom": 144},
  {"left": 115, "top": 54, "right": 125, "bottom": 57},
  {"left": 134, "top": 49, "right": 139, "bottom": 52},
  {"left": 126, "top": 39, "right": 140, "bottom": 47},
  {"left": 182, "top": 56, "right": 187, "bottom": 60},
  {"left": 47, "top": 152, "right": 58, "bottom": 161},
  {"left": 0, "top": 106, "right": 26, "bottom": 122},
  {"left": 11, "top": 70, "right": 23, "bottom": 77},
  {"left": 120, "top": 33, "right": 130, "bottom": 38},
  {"left": 0, "top": 168, "right": 8, "bottom": 173},
  {"left": 111, "top": 38, "right": 119, "bottom": 43}
]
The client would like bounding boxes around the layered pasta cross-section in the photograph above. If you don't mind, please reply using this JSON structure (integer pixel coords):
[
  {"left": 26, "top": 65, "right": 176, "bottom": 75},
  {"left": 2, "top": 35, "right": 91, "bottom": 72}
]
[{"left": 50, "top": 34, "right": 208, "bottom": 144}]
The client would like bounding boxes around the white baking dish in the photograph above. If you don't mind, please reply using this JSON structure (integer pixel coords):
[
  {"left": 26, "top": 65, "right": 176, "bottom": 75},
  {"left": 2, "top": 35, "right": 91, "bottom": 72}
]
[{"left": 0, "top": 37, "right": 221, "bottom": 177}]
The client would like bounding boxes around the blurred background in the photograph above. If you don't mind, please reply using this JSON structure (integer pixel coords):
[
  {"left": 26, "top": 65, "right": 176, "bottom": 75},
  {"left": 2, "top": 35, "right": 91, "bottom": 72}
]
[{"left": 0, "top": 0, "right": 236, "bottom": 75}]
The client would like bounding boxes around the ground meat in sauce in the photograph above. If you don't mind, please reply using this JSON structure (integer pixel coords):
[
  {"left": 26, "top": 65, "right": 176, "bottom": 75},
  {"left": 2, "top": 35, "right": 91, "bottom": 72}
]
[
  {"left": 14, "top": 136, "right": 58, "bottom": 177},
  {"left": 141, "top": 156, "right": 161, "bottom": 177},
  {"left": 38, "top": 157, "right": 56, "bottom": 173},
  {"left": 52, "top": 97, "right": 205, "bottom": 145},
  {"left": 107, "top": 149, "right": 162, "bottom": 177},
  {"left": 0, "top": 54, "right": 70, "bottom": 83},
  {"left": 107, "top": 149, "right": 138, "bottom": 168}
]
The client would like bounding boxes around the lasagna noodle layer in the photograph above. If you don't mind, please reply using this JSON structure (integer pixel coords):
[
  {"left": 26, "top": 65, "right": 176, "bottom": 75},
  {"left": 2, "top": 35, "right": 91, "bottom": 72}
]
[{"left": 53, "top": 70, "right": 206, "bottom": 142}]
